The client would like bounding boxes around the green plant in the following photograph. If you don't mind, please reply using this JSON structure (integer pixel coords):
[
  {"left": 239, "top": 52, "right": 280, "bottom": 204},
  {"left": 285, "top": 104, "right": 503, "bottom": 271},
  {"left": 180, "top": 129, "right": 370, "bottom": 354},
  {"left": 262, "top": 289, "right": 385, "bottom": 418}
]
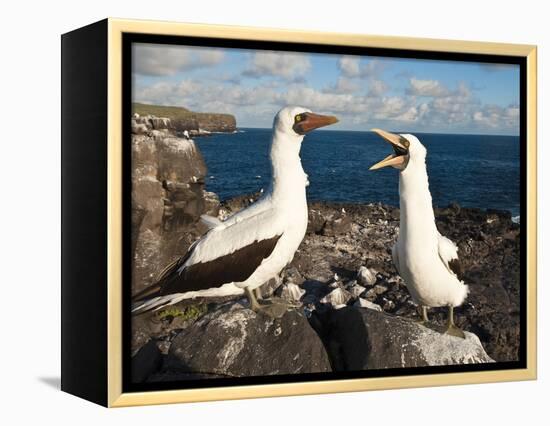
[{"left": 156, "top": 304, "right": 208, "bottom": 322}]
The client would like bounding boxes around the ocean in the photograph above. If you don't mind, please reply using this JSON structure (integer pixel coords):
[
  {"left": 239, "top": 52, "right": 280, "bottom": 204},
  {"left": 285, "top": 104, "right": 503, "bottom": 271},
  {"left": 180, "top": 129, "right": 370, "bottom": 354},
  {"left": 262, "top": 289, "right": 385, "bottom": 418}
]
[{"left": 195, "top": 129, "right": 521, "bottom": 217}]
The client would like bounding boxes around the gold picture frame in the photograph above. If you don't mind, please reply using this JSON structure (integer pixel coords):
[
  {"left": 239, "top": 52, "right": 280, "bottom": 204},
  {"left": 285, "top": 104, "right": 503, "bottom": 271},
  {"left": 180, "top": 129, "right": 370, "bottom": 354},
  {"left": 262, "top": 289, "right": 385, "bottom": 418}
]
[{"left": 61, "top": 17, "right": 537, "bottom": 407}]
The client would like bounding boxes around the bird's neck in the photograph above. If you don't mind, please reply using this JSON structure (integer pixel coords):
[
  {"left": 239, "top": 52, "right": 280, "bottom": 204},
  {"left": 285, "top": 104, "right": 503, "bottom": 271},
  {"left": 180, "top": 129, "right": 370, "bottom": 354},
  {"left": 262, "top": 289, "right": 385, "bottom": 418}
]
[
  {"left": 398, "top": 159, "right": 438, "bottom": 242},
  {"left": 268, "top": 129, "right": 307, "bottom": 204}
]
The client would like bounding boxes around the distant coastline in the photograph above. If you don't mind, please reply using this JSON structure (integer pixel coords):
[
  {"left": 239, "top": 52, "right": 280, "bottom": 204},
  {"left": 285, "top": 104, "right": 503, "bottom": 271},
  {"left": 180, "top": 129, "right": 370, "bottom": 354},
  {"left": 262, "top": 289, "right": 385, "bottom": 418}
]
[
  {"left": 233, "top": 126, "right": 520, "bottom": 138},
  {"left": 132, "top": 103, "right": 237, "bottom": 133}
]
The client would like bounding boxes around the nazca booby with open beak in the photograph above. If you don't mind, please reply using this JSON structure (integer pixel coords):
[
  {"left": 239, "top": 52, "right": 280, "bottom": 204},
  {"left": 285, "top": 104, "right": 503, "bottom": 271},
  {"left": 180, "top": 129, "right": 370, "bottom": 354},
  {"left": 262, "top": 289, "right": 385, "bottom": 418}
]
[
  {"left": 132, "top": 106, "right": 338, "bottom": 317},
  {"left": 370, "top": 129, "right": 469, "bottom": 338}
]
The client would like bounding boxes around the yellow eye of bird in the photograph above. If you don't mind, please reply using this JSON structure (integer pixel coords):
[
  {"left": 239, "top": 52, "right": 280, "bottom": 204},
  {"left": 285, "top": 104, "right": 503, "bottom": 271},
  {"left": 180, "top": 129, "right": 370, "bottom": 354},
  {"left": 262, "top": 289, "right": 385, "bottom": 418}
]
[{"left": 295, "top": 114, "right": 302, "bottom": 122}]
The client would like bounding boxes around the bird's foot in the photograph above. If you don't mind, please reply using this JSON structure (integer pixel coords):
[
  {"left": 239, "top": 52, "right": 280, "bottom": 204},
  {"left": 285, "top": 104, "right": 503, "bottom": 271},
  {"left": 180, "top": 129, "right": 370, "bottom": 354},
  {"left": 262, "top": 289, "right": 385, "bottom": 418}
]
[
  {"left": 252, "top": 301, "right": 290, "bottom": 319},
  {"left": 263, "top": 296, "right": 302, "bottom": 309},
  {"left": 246, "top": 287, "right": 296, "bottom": 318},
  {"left": 444, "top": 324, "right": 466, "bottom": 339},
  {"left": 413, "top": 318, "right": 440, "bottom": 333},
  {"left": 414, "top": 306, "right": 430, "bottom": 327}
]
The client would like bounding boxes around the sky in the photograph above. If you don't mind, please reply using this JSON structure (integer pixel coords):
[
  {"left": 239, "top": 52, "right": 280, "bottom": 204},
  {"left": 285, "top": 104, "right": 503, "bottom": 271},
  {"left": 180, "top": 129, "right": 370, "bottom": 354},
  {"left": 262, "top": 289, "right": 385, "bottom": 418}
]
[{"left": 132, "top": 43, "right": 520, "bottom": 135}]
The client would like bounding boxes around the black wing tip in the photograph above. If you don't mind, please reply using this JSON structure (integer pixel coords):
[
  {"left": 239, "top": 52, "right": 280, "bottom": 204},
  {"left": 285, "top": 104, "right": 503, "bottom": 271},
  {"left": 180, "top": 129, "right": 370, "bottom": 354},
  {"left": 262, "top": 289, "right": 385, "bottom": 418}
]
[
  {"left": 448, "top": 258, "right": 464, "bottom": 281},
  {"left": 132, "top": 234, "right": 284, "bottom": 303},
  {"left": 131, "top": 283, "right": 162, "bottom": 303}
]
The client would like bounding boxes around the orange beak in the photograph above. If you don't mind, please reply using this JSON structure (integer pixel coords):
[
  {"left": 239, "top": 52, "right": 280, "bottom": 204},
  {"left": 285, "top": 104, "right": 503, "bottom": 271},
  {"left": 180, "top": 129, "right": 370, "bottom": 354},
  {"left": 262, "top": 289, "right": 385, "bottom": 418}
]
[
  {"left": 293, "top": 112, "right": 339, "bottom": 134},
  {"left": 369, "top": 128, "right": 410, "bottom": 170}
]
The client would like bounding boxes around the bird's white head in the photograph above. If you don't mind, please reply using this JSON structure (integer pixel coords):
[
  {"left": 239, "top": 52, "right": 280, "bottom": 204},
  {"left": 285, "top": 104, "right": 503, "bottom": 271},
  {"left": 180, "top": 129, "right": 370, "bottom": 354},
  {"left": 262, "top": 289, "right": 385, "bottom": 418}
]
[
  {"left": 273, "top": 106, "right": 339, "bottom": 141},
  {"left": 369, "top": 129, "right": 427, "bottom": 172},
  {"left": 268, "top": 106, "right": 338, "bottom": 196}
]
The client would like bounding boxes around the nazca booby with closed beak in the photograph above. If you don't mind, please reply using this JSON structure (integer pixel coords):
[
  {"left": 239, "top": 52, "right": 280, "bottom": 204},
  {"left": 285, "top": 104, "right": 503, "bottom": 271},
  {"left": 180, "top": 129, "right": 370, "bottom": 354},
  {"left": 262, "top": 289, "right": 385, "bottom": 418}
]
[
  {"left": 132, "top": 106, "right": 338, "bottom": 317},
  {"left": 370, "top": 129, "right": 469, "bottom": 338}
]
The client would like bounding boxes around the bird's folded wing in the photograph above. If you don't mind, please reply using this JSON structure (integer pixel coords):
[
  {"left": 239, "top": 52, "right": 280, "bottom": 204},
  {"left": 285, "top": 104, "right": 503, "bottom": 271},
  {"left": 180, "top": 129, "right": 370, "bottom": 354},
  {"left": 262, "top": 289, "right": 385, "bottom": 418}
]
[
  {"left": 221, "top": 194, "right": 272, "bottom": 227},
  {"left": 162, "top": 233, "right": 282, "bottom": 295},
  {"left": 200, "top": 214, "right": 225, "bottom": 230},
  {"left": 185, "top": 208, "right": 284, "bottom": 267},
  {"left": 147, "top": 208, "right": 284, "bottom": 294},
  {"left": 437, "top": 233, "right": 464, "bottom": 281}
]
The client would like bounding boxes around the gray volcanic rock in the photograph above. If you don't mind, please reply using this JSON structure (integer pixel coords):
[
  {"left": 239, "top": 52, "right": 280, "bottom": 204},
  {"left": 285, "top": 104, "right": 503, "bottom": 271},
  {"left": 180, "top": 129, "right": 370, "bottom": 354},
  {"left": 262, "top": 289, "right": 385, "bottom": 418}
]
[
  {"left": 307, "top": 208, "right": 326, "bottom": 234},
  {"left": 223, "top": 196, "right": 520, "bottom": 362},
  {"left": 312, "top": 307, "right": 493, "bottom": 371},
  {"left": 132, "top": 107, "right": 236, "bottom": 133},
  {"left": 357, "top": 266, "right": 377, "bottom": 286},
  {"left": 320, "top": 287, "right": 353, "bottom": 308},
  {"left": 276, "top": 282, "right": 306, "bottom": 302},
  {"left": 321, "top": 211, "right": 352, "bottom": 236},
  {"left": 131, "top": 339, "right": 163, "bottom": 383},
  {"left": 166, "top": 303, "right": 331, "bottom": 377},
  {"left": 170, "top": 113, "right": 236, "bottom": 133},
  {"left": 131, "top": 116, "right": 219, "bottom": 296}
]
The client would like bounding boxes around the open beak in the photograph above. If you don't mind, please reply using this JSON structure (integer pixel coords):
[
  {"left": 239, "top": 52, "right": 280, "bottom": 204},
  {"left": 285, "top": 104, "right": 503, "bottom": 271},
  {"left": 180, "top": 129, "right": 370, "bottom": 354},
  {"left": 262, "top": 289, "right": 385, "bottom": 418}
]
[
  {"left": 369, "top": 128, "right": 409, "bottom": 170},
  {"left": 293, "top": 112, "right": 339, "bottom": 134}
]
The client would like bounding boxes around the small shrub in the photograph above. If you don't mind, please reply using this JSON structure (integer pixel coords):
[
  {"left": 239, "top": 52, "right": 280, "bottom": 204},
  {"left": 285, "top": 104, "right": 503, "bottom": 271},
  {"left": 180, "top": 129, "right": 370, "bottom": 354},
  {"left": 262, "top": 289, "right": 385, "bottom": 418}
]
[{"left": 156, "top": 304, "right": 207, "bottom": 322}]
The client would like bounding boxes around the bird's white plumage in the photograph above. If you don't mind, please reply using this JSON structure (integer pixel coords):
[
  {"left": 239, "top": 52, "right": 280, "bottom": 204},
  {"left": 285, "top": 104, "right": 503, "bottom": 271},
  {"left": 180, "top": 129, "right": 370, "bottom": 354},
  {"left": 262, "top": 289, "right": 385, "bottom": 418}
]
[
  {"left": 132, "top": 106, "right": 312, "bottom": 313},
  {"left": 391, "top": 244, "right": 401, "bottom": 276},
  {"left": 392, "top": 134, "right": 469, "bottom": 308},
  {"left": 131, "top": 283, "right": 245, "bottom": 313},
  {"left": 437, "top": 233, "right": 460, "bottom": 276},
  {"left": 199, "top": 214, "right": 224, "bottom": 230}
]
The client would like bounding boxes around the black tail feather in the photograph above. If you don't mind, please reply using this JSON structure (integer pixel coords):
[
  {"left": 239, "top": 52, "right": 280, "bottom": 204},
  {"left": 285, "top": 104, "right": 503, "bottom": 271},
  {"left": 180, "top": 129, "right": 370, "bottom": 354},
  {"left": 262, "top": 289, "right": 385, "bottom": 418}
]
[{"left": 132, "top": 283, "right": 162, "bottom": 303}]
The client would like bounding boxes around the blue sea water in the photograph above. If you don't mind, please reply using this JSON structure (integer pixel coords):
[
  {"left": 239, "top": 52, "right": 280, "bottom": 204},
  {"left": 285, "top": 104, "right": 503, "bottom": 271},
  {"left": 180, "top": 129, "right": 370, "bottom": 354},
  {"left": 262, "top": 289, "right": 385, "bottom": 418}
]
[{"left": 195, "top": 129, "right": 520, "bottom": 217}]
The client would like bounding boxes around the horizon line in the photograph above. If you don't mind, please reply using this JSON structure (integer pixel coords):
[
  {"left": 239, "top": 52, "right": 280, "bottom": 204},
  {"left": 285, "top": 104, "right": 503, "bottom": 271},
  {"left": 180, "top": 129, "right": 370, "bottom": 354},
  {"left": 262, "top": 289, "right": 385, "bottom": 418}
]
[{"left": 235, "top": 126, "right": 520, "bottom": 137}]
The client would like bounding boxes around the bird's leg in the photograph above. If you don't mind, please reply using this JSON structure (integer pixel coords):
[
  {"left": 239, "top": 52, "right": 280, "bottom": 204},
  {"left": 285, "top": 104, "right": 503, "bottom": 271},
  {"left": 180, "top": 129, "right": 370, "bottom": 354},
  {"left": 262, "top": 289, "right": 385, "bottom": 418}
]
[
  {"left": 254, "top": 281, "right": 301, "bottom": 309},
  {"left": 416, "top": 305, "right": 429, "bottom": 325},
  {"left": 245, "top": 287, "right": 263, "bottom": 311},
  {"left": 245, "top": 287, "right": 288, "bottom": 319},
  {"left": 253, "top": 287, "right": 262, "bottom": 301},
  {"left": 444, "top": 306, "right": 466, "bottom": 339}
]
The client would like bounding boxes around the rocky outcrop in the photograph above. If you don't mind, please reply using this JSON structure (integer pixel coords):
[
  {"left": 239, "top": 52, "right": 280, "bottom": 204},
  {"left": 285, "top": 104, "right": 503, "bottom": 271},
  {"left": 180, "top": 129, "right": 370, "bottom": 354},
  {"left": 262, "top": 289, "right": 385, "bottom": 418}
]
[
  {"left": 311, "top": 307, "right": 493, "bottom": 371},
  {"left": 131, "top": 300, "right": 493, "bottom": 382},
  {"left": 131, "top": 115, "right": 220, "bottom": 296},
  {"left": 133, "top": 103, "right": 236, "bottom": 134},
  {"left": 219, "top": 197, "right": 520, "bottom": 363},
  {"left": 173, "top": 113, "right": 236, "bottom": 133},
  {"left": 165, "top": 303, "right": 331, "bottom": 378}
]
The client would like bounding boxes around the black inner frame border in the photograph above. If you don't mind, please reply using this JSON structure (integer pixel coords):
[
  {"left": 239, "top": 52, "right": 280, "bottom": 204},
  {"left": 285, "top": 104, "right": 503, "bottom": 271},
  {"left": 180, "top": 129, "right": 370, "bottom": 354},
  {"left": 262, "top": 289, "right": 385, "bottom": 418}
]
[{"left": 122, "top": 32, "right": 528, "bottom": 394}]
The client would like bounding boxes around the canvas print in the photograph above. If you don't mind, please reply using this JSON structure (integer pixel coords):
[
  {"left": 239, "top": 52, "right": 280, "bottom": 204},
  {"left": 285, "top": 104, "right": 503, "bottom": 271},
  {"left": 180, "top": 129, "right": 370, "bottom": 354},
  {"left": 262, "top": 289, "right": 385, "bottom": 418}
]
[{"left": 129, "top": 41, "right": 522, "bottom": 386}]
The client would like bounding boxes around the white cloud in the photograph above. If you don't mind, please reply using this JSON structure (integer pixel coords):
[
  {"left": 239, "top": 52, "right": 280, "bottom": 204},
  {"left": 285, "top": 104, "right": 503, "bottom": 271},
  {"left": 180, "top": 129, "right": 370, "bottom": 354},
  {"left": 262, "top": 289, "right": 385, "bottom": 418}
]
[
  {"left": 407, "top": 78, "right": 449, "bottom": 97},
  {"left": 134, "top": 79, "right": 281, "bottom": 115},
  {"left": 133, "top": 44, "right": 224, "bottom": 76},
  {"left": 134, "top": 80, "right": 201, "bottom": 105},
  {"left": 131, "top": 43, "right": 518, "bottom": 133},
  {"left": 282, "top": 85, "right": 356, "bottom": 113},
  {"left": 134, "top": 74, "right": 519, "bottom": 134},
  {"left": 473, "top": 104, "right": 520, "bottom": 129},
  {"left": 339, "top": 57, "right": 361, "bottom": 78},
  {"left": 243, "top": 52, "right": 311, "bottom": 80},
  {"left": 368, "top": 79, "right": 388, "bottom": 96},
  {"left": 479, "top": 63, "right": 518, "bottom": 73},
  {"left": 325, "top": 77, "right": 360, "bottom": 94},
  {"left": 338, "top": 57, "right": 386, "bottom": 79},
  {"left": 333, "top": 58, "right": 390, "bottom": 97}
]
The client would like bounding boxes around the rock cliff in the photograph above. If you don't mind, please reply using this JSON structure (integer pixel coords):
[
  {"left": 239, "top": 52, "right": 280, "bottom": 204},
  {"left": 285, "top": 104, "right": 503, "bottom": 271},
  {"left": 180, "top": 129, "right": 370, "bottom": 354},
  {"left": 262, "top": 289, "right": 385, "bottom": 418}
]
[
  {"left": 133, "top": 103, "right": 236, "bottom": 133},
  {"left": 131, "top": 115, "right": 220, "bottom": 296}
]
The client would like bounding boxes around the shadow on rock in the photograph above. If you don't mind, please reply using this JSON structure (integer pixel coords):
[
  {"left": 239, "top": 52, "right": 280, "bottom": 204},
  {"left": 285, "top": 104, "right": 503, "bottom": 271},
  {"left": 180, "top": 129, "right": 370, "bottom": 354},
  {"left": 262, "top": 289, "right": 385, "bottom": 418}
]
[{"left": 309, "top": 306, "right": 494, "bottom": 371}]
